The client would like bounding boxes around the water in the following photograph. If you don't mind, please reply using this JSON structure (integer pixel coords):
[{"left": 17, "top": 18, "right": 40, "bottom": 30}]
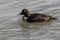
[{"left": 0, "top": 0, "right": 60, "bottom": 40}]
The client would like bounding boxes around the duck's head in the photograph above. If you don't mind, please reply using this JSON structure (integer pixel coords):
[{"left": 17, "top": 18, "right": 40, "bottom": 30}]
[{"left": 18, "top": 9, "right": 30, "bottom": 17}]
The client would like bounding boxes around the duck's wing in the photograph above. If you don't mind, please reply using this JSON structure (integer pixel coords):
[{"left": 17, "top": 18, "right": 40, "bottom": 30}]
[
  {"left": 31, "top": 13, "right": 50, "bottom": 17},
  {"left": 27, "top": 17, "right": 38, "bottom": 22},
  {"left": 27, "top": 13, "right": 39, "bottom": 22},
  {"left": 30, "top": 13, "right": 51, "bottom": 18},
  {"left": 27, "top": 15, "right": 45, "bottom": 22},
  {"left": 27, "top": 13, "right": 52, "bottom": 22}
]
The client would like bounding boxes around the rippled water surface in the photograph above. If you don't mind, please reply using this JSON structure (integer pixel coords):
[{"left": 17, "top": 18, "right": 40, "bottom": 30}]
[{"left": 0, "top": 0, "right": 60, "bottom": 40}]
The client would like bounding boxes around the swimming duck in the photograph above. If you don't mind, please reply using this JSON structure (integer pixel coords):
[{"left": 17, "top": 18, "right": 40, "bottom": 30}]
[{"left": 18, "top": 9, "right": 57, "bottom": 22}]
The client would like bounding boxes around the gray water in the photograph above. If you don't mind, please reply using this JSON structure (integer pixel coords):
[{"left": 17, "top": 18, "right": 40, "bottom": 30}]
[{"left": 0, "top": 0, "right": 60, "bottom": 40}]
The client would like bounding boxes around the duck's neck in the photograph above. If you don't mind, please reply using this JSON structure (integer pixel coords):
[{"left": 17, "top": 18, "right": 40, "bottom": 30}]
[
  {"left": 22, "top": 16, "right": 28, "bottom": 21},
  {"left": 22, "top": 12, "right": 30, "bottom": 21}
]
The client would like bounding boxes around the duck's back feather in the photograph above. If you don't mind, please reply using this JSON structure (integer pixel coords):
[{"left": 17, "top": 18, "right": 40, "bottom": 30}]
[{"left": 26, "top": 13, "right": 51, "bottom": 22}]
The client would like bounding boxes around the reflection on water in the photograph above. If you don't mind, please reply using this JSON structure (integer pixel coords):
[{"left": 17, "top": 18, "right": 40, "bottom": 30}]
[{"left": 19, "top": 20, "right": 53, "bottom": 32}]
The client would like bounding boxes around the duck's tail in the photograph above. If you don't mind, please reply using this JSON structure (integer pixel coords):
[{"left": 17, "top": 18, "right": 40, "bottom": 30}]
[{"left": 52, "top": 17, "right": 57, "bottom": 20}]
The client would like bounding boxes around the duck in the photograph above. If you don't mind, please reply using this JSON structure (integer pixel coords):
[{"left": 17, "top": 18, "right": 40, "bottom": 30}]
[{"left": 18, "top": 9, "right": 57, "bottom": 22}]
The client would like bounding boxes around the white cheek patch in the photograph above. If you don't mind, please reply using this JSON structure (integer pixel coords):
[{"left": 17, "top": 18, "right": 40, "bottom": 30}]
[{"left": 24, "top": 17, "right": 27, "bottom": 20}]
